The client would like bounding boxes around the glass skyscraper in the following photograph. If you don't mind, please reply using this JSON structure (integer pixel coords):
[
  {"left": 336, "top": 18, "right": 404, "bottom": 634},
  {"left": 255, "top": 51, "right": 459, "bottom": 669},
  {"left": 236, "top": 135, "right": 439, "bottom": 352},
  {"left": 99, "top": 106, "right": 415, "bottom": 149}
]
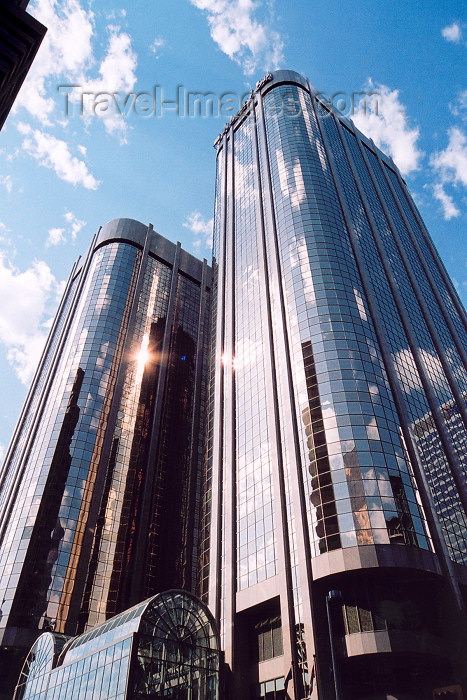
[
  {"left": 0, "top": 218, "right": 211, "bottom": 697},
  {"left": 2, "top": 70, "right": 467, "bottom": 700},
  {"left": 202, "top": 70, "right": 467, "bottom": 699}
]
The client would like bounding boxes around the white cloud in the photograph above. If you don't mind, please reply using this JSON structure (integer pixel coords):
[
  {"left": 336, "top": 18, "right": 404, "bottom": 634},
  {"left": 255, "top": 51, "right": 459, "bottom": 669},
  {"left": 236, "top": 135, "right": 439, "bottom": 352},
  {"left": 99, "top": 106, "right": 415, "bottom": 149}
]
[
  {"left": 189, "top": 0, "right": 284, "bottom": 75},
  {"left": 441, "top": 22, "right": 462, "bottom": 43},
  {"left": 80, "top": 31, "right": 137, "bottom": 96},
  {"left": 449, "top": 89, "right": 467, "bottom": 121},
  {"left": 432, "top": 183, "right": 460, "bottom": 220},
  {"left": 0, "top": 176, "right": 12, "bottom": 194},
  {"left": 46, "top": 227, "right": 66, "bottom": 247},
  {"left": 432, "top": 127, "right": 467, "bottom": 187},
  {"left": 46, "top": 211, "right": 86, "bottom": 247},
  {"left": 183, "top": 211, "right": 213, "bottom": 249},
  {"left": 150, "top": 37, "right": 165, "bottom": 58},
  {"left": 64, "top": 211, "right": 86, "bottom": 240},
  {"left": 15, "top": 0, "right": 95, "bottom": 124},
  {"left": 352, "top": 81, "right": 423, "bottom": 175},
  {"left": 75, "top": 29, "right": 138, "bottom": 142},
  {"left": 17, "top": 122, "right": 100, "bottom": 189},
  {"left": 0, "top": 223, "right": 14, "bottom": 251},
  {"left": 16, "top": 1, "right": 138, "bottom": 142},
  {"left": 0, "top": 255, "right": 63, "bottom": 383},
  {"left": 431, "top": 127, "right": 467, "bottom": 219},
  {"left": 105, "top": 8, "right": 126, "bottom": 21}
]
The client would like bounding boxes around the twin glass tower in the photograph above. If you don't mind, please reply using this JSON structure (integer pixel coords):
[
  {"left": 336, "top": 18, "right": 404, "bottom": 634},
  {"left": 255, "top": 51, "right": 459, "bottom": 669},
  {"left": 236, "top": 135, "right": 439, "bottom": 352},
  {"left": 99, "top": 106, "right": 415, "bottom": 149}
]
[
  {"left": 0, "top": 219, "right": 212, "bottom": 696},
  {"left": 1, "top": 70, "right": 467, "bottom": 700}
]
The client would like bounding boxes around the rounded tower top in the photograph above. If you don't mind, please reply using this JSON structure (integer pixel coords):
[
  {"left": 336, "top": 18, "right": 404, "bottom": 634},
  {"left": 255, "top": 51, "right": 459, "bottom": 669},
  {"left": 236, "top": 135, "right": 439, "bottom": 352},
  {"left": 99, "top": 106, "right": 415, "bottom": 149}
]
[
  {"left": 96, "top": 217, "right": 149, "bottom": 248},
  {"left": 266, "top": 69, "right": 309, "bottom": 90}
]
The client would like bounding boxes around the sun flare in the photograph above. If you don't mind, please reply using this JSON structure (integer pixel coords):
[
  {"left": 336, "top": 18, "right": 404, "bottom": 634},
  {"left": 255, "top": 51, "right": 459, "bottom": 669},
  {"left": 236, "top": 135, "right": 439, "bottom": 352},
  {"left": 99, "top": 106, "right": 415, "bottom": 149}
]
[{"left": 136, "top": 333, "right": 150, "bottom": 368}]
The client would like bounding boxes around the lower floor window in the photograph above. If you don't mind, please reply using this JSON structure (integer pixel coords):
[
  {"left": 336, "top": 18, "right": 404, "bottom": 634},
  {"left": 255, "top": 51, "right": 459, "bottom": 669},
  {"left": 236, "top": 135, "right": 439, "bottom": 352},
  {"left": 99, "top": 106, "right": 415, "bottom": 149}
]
[
  {"left": 254, "top": 614, "right": 283, "bottom": 662},
  {"left": 253, "top": 676, "right": 285, "bottom": 700}
]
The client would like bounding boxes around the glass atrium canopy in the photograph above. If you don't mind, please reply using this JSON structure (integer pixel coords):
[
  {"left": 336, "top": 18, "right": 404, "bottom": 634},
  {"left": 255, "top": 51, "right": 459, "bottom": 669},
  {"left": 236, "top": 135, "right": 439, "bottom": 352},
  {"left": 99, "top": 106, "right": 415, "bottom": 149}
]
[{"left": 14, "top": 590, "right": 221, "bottom": 700}]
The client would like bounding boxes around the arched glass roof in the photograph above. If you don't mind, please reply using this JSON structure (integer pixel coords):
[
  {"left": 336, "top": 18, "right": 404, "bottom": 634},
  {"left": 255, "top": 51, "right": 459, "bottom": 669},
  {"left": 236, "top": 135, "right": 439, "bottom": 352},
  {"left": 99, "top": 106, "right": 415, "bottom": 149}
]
[
  {"left": 140, "top": 589, "right": 219, "bottom": 650},
  {"left": 14, "top": 591, "right": 220, "bottom": 700},
  {"left": 60, "top": 589, "right": 218, "bottom": 665},
  {"left": 14, "top": 633, "right": 69, "bottom": 700}
]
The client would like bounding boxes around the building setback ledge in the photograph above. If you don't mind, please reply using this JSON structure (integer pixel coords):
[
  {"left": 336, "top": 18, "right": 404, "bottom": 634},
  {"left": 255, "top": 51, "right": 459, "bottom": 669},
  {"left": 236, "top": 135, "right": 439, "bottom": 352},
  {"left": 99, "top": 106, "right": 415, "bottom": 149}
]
[
  {"left": 343, "top": 628, "right": 447, "bottom": 660},
  {"left": 311, "top": 544, "right": 443, "bottom": 580}
]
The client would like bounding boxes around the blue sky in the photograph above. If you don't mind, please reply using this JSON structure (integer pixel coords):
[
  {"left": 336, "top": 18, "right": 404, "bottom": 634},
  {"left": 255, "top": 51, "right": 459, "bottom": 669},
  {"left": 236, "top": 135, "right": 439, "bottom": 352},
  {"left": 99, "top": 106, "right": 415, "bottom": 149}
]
[{"left": 0, "top": 0, "right": 466, "bottom": 456}]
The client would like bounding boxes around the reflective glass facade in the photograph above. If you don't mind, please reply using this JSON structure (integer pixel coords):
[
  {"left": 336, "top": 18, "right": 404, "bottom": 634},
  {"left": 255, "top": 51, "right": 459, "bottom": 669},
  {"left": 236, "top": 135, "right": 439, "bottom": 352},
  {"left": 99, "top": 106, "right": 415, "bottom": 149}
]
[
  {"left": 204, "top": 71, "right": 467, "bottom": 699},
  {"left": 13, "top": 590, "right": 220, "bottom": 700},
  {"left": 0, "top": 219, "right": 211, "bottom": 696}
]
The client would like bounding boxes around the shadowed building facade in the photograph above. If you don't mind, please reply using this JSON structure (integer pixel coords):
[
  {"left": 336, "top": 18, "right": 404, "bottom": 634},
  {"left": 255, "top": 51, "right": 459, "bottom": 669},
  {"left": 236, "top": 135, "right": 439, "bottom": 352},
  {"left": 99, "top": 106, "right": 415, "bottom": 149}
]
[
  {"left": 0, "top": 219, "right": 211, "bottom": 697},
  {"left": 0, "top": 1, "right": 46, "bottom": 130},
  {"left": 201, "top": 70, "right": 467, "bottom": 699}
]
